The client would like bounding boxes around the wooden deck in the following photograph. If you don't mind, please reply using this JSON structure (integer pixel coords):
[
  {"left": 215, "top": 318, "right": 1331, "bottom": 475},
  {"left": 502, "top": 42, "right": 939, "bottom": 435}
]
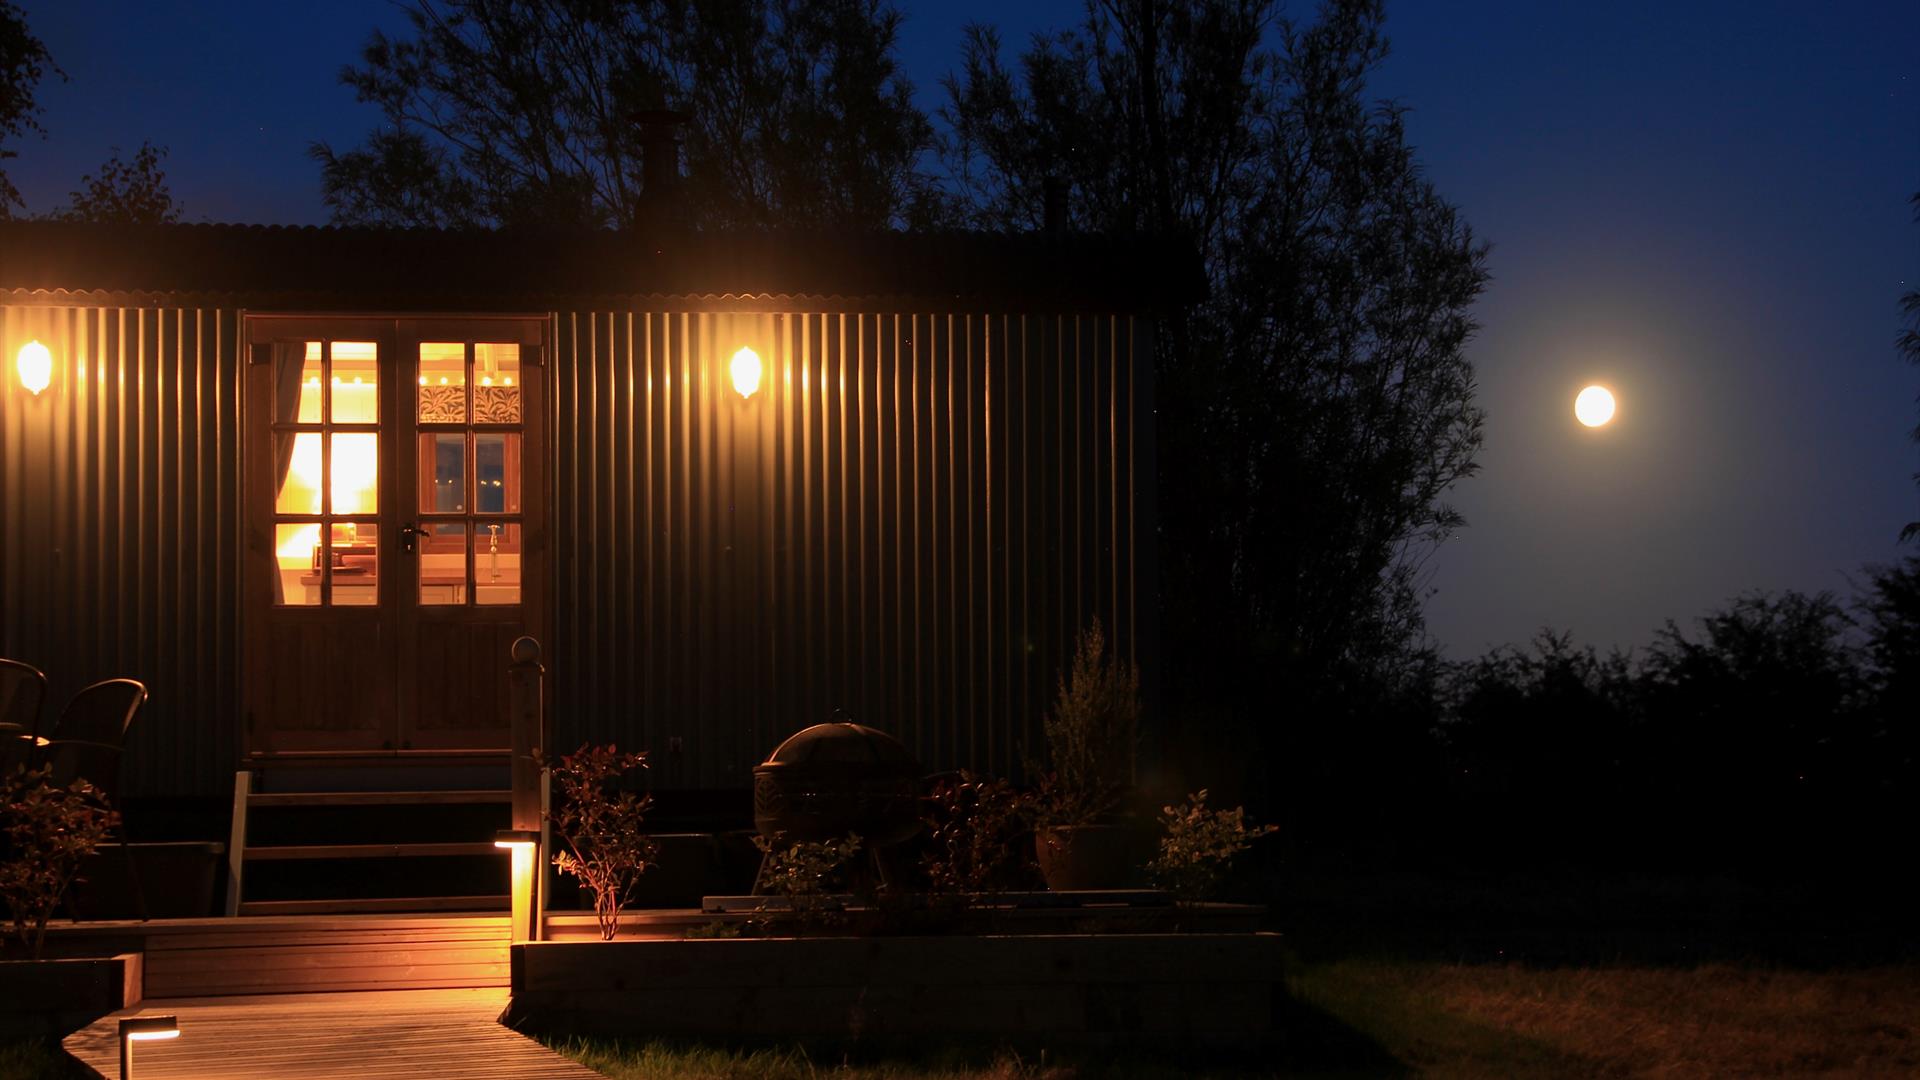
[
  {"left": 43, "top": 914, "right": 515, "bottom": 997},
  {"left": 63, "top": 988, "right": 604, "bottom": 1079}
]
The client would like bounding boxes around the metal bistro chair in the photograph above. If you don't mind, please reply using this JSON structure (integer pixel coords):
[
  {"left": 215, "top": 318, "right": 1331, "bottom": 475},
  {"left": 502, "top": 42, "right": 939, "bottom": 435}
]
[
  {"left": 0, "top": 658, "right": 49, "bottom": 775},
  {"left": 44, "top": 678, "right": 150, "bottom": 921}
]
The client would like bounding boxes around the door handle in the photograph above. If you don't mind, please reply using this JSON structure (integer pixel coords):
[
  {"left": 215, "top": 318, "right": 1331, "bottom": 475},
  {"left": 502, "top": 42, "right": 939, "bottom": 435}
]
[{"left": 399, "top": 523, "right": 427, "bottom": 554}]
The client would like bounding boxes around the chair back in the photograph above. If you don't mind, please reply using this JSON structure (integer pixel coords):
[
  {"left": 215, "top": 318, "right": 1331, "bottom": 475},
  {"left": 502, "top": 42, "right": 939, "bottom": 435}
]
[
  {"left": 0, "top": 659, "right": 48, "bottom": 773},
  {"left": 46, "top": 678, "right": 148, "bottom": 797}
]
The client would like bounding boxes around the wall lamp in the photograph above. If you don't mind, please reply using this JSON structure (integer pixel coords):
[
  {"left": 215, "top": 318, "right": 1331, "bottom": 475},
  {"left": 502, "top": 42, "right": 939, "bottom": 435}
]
[
  {"left": 119, "top": 1014, "right": 180, "bottom": 1080},
  {"left": 16, "top": 340, "right": 52, "bottom": 395},
  {"left": 729, "top": 346, "right": 762, "bottom": 399},
  {"left": 495, "top": 828, "right": 542, "bottom": 943}
]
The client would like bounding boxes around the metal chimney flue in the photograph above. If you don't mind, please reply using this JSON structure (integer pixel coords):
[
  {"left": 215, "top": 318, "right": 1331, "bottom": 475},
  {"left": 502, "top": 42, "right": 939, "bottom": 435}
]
[
  {"left": 1043, "top": 176, "right": 1067, "bottom": 235},
  {"left": 635, "top": 109, "right": 690, "bottom": 205}
]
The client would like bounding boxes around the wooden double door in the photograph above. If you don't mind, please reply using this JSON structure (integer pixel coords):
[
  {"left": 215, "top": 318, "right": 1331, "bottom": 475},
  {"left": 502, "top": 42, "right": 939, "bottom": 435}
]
[{"left": 242, "top": 316, "right": 547, "bottom": 755}]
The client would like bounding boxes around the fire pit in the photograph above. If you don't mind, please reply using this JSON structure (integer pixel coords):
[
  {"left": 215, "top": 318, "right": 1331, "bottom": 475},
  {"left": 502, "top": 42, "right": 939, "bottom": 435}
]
[{"left": 751, "top": 721, "right": 923, "bottom": 849}]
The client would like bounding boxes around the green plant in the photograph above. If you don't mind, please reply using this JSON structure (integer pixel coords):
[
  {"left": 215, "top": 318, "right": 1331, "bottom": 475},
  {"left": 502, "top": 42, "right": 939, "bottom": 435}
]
[
  {"left": 0, "top": 765, "right": 119, "bottom": 959},
  {"left": 683, "top": 919, "right": 742, "bottom": 940},
  {"left": 920, "top": 772, "right": 1036, "bottom": 896},
  {"left": 1145, "top": 790, "right": 1276, "bottom": 903},
  {"left": 1037, "top": 619, "right": 1140, "bottom": 827},
  {"left": 543, "top": 744, "right": 659, "bottom": 941},
  {"left": 752, "top": 832, "right": 861, "bottom": 931}
]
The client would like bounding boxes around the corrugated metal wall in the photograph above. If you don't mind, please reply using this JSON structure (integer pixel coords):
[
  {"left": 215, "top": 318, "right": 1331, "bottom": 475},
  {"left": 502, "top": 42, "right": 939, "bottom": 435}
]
[
  {"left": 0, "top": 303, "right": 243, "bottom": 797},
  {"left": 0, "top": 301, "right": 1156, "bottom": 797},
  {"left": 549, "top": 310, "right": 1154, "bottom": 787}
]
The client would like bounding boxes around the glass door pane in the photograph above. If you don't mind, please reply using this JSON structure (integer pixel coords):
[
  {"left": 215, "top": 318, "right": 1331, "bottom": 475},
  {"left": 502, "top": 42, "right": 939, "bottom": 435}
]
[
  {"left": 419, "top": 522, "right": 467, "bottom": 605},
  {"left": 473, "top": 522, "right": 521, "bottom": 605}
]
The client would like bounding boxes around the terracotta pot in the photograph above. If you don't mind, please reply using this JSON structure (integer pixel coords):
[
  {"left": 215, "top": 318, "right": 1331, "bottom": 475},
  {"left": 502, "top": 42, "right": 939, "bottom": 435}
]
[{"left": 1033, "top": 824, "right": 1135, "bottom": 890}]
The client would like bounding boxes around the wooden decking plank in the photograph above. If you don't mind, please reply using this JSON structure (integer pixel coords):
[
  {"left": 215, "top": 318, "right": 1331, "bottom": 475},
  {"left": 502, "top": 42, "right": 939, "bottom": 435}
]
[
  {"left": 245, "top": 842, "right": 502, "bottom": 860},
  {"left": 62, "top": 989, "right": 600, "bottom": 1079},
  {"left": 148, "top": 926, "right": 510, "bottom": 950},
  {"left": 238, "top": 895, "right": 510, "bottom": 915},
  {"left": 248, "top": 789, "right": 511, "bottom": 807}
]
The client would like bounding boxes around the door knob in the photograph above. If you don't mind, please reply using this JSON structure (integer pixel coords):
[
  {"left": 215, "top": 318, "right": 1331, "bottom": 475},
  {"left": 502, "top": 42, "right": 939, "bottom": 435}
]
[{"left": 399, "top": 523, "right": 427, "bottom": 554}]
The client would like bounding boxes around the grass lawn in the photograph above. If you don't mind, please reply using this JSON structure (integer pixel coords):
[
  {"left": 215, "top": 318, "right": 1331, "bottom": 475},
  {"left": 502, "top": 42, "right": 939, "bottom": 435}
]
[
  {"left": 0, "top": 1039, "right": 87, "bottom": 1080},
  {"left": 1289, "top": 960, "right": 1920, "bottom": 1078},
  {"left": 547, "top": 961, "right": 1920, "bottom": 1078}
]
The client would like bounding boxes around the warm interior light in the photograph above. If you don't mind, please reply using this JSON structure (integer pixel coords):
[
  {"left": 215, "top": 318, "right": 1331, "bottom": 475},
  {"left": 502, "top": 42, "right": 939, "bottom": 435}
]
[
  {"left": 16, "top": 340, "right": 52, "bottom": 394},
  {"left": 730, "top": 346, "right": 762, "bottom": 399},
  {"left": 275, "top": 522, "right": 321, "bottom": 561},
  {"left": 127, "top": 1030, "right": 179, "bottom": 1042}
]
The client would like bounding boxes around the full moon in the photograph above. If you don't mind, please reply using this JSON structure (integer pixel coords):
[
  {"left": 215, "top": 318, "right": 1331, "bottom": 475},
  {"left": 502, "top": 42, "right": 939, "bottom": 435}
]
[{"left": 1575, "top": 385, "right": 1616, "bottom": 427}]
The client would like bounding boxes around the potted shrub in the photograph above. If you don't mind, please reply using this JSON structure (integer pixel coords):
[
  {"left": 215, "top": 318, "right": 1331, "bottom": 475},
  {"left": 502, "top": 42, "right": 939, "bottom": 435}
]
[
  {"left": 2, "top": 765, "right": 118, "bottom": 960},
  {"left": 1144, "top": 789, "right": 1277, "bottom": 904},
  {"left": 1033, "top": 619, "right": 1142, "bottom": 890},
  {"left": 921, "top": 771, "right": 1037, "bottom": 900},
  {"left": 544, "top": 744, "right": 659, "bottom": 940}
]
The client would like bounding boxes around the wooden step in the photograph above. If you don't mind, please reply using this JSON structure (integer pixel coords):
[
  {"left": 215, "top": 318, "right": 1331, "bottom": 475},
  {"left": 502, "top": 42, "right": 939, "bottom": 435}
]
[
  {"left": 246, "top": 842, "right": 503, "bottom": 861},
  {"left": 236, "top": 896, "right": 511, "bottom": 917},
  {"left": 248, "top": 789, "right": 512, "bottom": 808}
]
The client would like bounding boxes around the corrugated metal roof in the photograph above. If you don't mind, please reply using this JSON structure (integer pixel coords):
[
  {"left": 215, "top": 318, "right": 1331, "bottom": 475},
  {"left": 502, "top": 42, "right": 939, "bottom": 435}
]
[{"left": 0, "top": 221, "right": 1202, "bottom": 312}]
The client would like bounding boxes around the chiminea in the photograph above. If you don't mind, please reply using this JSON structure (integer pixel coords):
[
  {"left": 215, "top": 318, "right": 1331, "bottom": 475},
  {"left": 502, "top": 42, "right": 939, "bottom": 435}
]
[{"left": 752, "top": 720, "right": 923, "bottom": 849}]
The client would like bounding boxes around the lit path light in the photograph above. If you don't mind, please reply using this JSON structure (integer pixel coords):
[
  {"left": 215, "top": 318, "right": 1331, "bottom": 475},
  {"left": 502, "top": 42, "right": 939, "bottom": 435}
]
[
  {"left": 496, "top": 828, "right": 541, "bottom": 943},
  {"left": 119, "top": 1014, "right": 179, "bottom": 1080},
  {"left": 16, "top": 340, "right": 52, "bottom": 394},
  {"left": 730, "top": 346, "right": 762, "bottom": 398}
]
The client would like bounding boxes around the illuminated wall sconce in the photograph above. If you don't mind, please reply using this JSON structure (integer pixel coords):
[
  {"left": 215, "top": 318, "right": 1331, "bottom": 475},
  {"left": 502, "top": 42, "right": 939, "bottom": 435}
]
[
  {"left": 15, "top": 340, "right": 52, "bottom": 395},
  {"left": 119, "top": 1014, "right": 180, "bottom": 1080},
  {"left": 729, "top": 346, "right": 762, "bottom": 399},
  {"left": 495, "top": 828, "right": 542, "bottom": 943}
]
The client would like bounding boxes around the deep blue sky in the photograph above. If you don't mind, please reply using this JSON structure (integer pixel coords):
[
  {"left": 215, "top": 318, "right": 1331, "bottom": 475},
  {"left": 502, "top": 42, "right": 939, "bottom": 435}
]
[{"left": 11, "top": 1, "right": 1918, "bottom": 657}]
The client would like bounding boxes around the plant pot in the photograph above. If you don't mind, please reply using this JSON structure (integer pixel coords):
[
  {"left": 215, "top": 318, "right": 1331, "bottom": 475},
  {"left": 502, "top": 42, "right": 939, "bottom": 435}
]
[
  {"left": 0, "top": 953, "right": 142, "bottom": 1039},
  {"left": 1034, "top": 824, "right": 1137, "bottom": 890}
]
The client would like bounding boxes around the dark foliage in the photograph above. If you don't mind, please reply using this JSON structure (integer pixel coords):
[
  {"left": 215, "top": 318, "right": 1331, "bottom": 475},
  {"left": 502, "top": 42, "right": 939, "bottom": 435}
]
[
  {"left": 1313, "top": 575, "right": 1918, "bottom": 881},
  {"left": 47, "top": 141, "right": 181, "bottom": 224},
  {"left": 943, "top": 0, "right": 1487, "bottom": 813},
  {"left": 1, "top": 766, "right": 118, "bottom": 959},
  {"left": 1901, "top": 189, "right": 1920, "bottom": 542},
  {"left": 0, "top": 1, "right": 61, "bottom": 216},
  {"left": 544, "top": 744, "right": 658, "bottom": 940},
  {"left": 1034, "top": 619, "right": 1140, "bottom": 828},
  {"left": 919, "top": 772, "right": 1037, "bottom": 894},
  {"left": 314, "top": 0, "right": 938, "bottom": 229}
]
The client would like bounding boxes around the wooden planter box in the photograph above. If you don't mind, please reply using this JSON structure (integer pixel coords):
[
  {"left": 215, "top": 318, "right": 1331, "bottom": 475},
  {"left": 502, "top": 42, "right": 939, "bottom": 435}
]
[
  {"left": 507, "top": 933, "right": 1284, "bottom": 1044},
  {"left": 0, "top": 952, "right": 143, "bottom": 1039}
]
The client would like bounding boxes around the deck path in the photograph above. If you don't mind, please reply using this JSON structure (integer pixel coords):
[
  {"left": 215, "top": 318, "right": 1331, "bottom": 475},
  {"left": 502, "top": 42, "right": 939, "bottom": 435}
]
[{"left": 63, "top": 988, "right": 604, "bottom": 1079}]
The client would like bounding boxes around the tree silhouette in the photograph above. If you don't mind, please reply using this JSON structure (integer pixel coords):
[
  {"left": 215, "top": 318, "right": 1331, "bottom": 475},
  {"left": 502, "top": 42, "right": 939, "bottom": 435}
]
[
  {"left": 943, "top": 0, "right": 1487, "bottom": 794},
  {"left": 313, "top": 0, "right": 938, "bottom": 229},
  {"left": 1900, "top": 189, "right": 1920, "bottom": 542},
  {"left": 1857, "top": 557, "right": 1920, "bottom": 792},
  {"left": 0, "top": 1, "right": 62, "bottom": 216},
  {"left": 49, "top": 141, "right": 181, "bottom": 224}
]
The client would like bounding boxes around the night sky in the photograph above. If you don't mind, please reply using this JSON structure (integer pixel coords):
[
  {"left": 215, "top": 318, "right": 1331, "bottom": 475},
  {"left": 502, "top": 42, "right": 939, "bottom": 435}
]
[{"left": 10, "top": 1, "right": 1918, "bottom": 658}]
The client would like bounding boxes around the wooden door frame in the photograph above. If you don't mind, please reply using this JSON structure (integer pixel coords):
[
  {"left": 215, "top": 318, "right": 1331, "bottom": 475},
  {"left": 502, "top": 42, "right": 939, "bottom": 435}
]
[{"left": 239, "top": 312, "right": 552, "bottom": 763}]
